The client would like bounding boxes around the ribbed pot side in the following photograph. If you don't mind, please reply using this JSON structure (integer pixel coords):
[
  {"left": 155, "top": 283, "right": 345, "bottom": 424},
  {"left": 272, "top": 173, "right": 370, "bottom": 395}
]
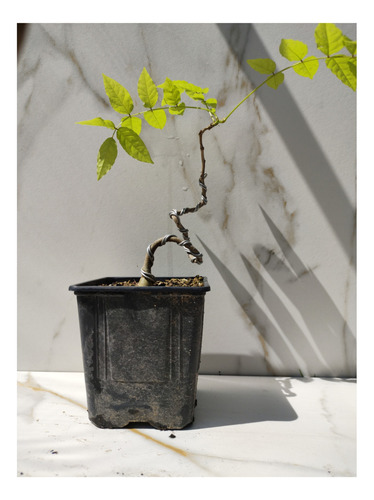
[{"left": 69, "top": 277, "right": 210, "bottom": 429}]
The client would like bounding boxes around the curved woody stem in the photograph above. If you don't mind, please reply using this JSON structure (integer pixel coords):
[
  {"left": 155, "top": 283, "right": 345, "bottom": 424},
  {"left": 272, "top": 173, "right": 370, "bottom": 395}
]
[
  {"left": 137, "top": 56, "right": 351, "bottom": 286},
  {"left": 138, "top": 120, "right": 218, "bottom": 286}
]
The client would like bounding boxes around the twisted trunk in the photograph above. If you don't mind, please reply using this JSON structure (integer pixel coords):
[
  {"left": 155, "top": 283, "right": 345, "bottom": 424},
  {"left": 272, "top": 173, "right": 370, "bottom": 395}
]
[{"left": 138, "top": 121, "right": 218, "bottom": 286}]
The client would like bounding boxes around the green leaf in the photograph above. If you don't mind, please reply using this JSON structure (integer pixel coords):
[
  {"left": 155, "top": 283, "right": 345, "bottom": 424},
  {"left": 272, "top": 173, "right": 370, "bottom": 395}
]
[
  {"left": 97, "top": 137, "right": 118, "bottom": 180},
  {"left": 349, "top": 58, "right": 357, "bottom": 78},
  {"left": 186, "top": 91, "right": 205, "bottom": 101},
  {"left": 168, "top": 103, "right": 186, "bottom": 115},
  {"left": 173, "top": 80, "right": 208, "bottom": 95},
  {"left": 121, "top": 116, "right": 142, "bottom": 135},
  {"left": 343, "top": 36, "right": 357, "bottom": 56},
  {"left": 103, "top": 74, "right": 134, "bottom": 114},
  {"left": 266, "top": 72, "right": 284, "bottom": 89},
  {"left": 158, "top": 78, "right": 181, "bottom": 106},
  {"left": 76, "top": 117, "right": 116, "bottom": 129},
  {"left": 315, "top": 23, "right": 344, "bottom": 56},
  {"left": 116, "top": 127, "right": 153, "bottom": 163},
  {"left": 292, "top": 57, "right": 319, "bottom": 79},
  {"left": 279, "top": 39, "right": 308, "bottom": 61},
  {"left": 206, "top": 98, "right": 217, "bottom": 106},
  {"left": 138, "top": 67, "right": 158, "bottom": 108},
  {"left": 326, "top": 55, "right": 356, "bottom": 91},
  {"left": 144, "top": 109, "right": 167, "bottom": 129},
  {"left": 205, "top": 98, "right": 217, "bottom": 112},
  {"left": 247, "top": 58, "right": 276, "bottom": 74}
]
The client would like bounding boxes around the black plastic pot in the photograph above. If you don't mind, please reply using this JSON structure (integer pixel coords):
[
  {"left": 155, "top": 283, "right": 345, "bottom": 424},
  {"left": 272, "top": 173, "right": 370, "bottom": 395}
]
[{"left": 69, "top": 277, "right": 210, "bottom": 430}]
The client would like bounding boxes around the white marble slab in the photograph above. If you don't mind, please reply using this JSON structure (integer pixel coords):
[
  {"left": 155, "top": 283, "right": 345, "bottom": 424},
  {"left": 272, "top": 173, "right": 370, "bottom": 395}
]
[{"left": 17, "top": 372, "right": 356, "bottom": 478}]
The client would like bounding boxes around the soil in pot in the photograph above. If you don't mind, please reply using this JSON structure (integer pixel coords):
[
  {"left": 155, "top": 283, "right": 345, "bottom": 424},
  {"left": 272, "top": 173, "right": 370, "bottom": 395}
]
[{"left": 102, "top": 275, "right": 205, "bottom": 288}]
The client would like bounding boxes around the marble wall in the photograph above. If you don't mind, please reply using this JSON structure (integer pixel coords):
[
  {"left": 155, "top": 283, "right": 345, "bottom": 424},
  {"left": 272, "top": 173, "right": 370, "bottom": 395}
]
[{"left": 17, "top": 23, "right": 356, "bottom": 376}]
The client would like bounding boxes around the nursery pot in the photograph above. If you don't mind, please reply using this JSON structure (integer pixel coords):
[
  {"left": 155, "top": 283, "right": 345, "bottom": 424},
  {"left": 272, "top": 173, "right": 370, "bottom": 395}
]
[{"left": 69, "top": 277, "right": 210, "bottom": 430}]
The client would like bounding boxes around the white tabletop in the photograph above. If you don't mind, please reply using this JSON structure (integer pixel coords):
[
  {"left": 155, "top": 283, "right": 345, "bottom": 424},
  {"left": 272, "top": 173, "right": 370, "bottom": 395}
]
[{"left": 17, "top": 371, "right": 355, "bottom": 478}]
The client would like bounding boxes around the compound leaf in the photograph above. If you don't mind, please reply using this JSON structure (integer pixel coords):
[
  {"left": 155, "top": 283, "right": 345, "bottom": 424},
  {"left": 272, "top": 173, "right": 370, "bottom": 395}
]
[
  {"left": 116, "top": 127, "right": 153, "bottom": 163},
  {"left": 144, "top": 109, "right": 167, "bottom": 129},
  {"left": 186, "top": 91, "right": 205, "bottom": 101},
  {"left": 205, "top": 98, "right": 217, "bottom": 112},
  {"left": 138, "top": 67, "right": 158, "bottom": 108},
  {"left": 97, "top": 137, "right": 118, "bottom": 180},
  {"left": 168, "top": 103, "right": 186, "bottom": 115},
  {"left": 247, "top": 58, "right": 276, "bottom": 74},
  {"left": 158, "top": 78, "right": 181, "bottom": 106},
  {"left": 315, "top": 23, "right": 344, "bottom": 56},
  {"left": 279, "top": 39, "right": 308, "bottom": 61},
  {"left": 266, "top": 72, "right": 284, "bottom": 89},
  {"left": 173, "top": 80, "right": 208, "bottom": 95},
  {"left": 326, "top": 55, "right": 357, "bottom": 90},
  {"left": 103, "top": 74, "right": 134, "bottom": 114},
  {"left": 293, "top": 57, "right": 319, "bottom": 79},
  {"left": 121, "top": 116, "right": 142, "bottom": 135},
  {"left": 343, "top": 36, "right": 357, "bottom": 56},
  {"left": 76, "top": 117, "right": 116, "bottom": 129}
]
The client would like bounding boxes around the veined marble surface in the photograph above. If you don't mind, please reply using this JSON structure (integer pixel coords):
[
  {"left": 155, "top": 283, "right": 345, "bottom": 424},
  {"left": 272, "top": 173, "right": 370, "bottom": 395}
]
[
  {"left": 17, "top": 23, "right": 356, "bottom": 376},
  {"left": 17, "top": 371, "right": 356, "bottom": 477}
]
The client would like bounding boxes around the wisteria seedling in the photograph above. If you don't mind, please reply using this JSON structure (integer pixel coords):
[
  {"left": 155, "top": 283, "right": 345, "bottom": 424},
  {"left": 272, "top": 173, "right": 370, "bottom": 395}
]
[{"left": 77, "top": 23, "right": 356, "bottom": 286}]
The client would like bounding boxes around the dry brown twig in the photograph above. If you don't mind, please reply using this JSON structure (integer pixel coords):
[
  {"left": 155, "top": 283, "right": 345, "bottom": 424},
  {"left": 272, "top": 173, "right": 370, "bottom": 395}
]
[{"left": 138, "top": 121, "right": 218, "bottom": 286}]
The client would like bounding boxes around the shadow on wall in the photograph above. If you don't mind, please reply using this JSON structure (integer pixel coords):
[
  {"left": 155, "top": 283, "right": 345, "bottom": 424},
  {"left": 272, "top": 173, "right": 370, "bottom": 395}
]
[
  {"left": 197, "top": 207, "right": 356, "bottom": 378},
  {"left": 217, "top": 23, "right": 356, "bottom": 265}
]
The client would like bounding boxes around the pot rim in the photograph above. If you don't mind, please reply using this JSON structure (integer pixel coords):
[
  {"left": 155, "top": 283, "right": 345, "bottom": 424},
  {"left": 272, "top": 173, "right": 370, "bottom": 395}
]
[{"left": 69, "top": 276, "right": 210, "bottom": 295}]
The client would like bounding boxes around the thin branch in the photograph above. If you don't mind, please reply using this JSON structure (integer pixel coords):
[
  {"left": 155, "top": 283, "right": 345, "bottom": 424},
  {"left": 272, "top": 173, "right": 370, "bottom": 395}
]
[{"left": 138, "top": 120, "right": 218, "bottom": 286}]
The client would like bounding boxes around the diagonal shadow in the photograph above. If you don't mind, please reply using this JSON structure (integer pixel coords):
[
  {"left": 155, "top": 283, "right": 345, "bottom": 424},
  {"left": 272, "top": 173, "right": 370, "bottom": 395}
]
[
  {"left": 197, "top": 236, "right": 304, "bottom": 376},
  {"left": 240, "top": 253, "right": 332, "bottom": 375},
  {"left": 217, "top": 23, "right": 356, "bottom": 264},
  {"left": 254, "top": 206, "right": 356, "bottom": 377},
  {"left": 197, "top": 205, "right": 356, "bottom": 377}
]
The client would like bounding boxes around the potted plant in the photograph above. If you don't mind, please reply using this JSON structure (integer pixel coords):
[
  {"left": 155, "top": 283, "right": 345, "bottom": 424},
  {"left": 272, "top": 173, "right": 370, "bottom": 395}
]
[{"left": 69, "top": 23, "right": 356, "bottom": 429}]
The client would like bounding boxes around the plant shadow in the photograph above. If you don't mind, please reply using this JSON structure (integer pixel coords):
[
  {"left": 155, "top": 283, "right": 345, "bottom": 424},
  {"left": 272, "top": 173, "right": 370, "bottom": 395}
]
[
  {"left": 251, "top": 206, "right": 355, "bottom": 376},
  {"left": 217, "top": 23, "right": 356, "bottom": 265},
  {"left": 197, "top": 206, "right": 356, "bottom": 377},
  {"left": 192, "top": 374, "right": 298, "bottom": 430}
]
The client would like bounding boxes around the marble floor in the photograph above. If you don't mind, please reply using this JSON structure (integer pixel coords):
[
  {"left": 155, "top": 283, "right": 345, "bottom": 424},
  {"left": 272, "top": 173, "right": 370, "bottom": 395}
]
[{"left": 17, "top": 372, "right": 356, "bottom": 477}]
